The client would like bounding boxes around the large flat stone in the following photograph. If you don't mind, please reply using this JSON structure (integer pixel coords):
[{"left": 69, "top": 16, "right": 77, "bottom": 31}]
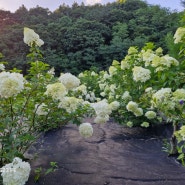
[{"left": 26, "top": 121, "right": 185, "bottom": 185}]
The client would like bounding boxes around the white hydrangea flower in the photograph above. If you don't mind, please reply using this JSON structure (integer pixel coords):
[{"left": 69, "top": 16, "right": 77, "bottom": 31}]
[
  {"left": 59, "top": 73, "right": 80, "bottom": 90},
  {"left": 109, "top": 66, "right": 117, "bottom": 76},
  {"left": 45, "top": 82, "right": 67, "bottom": 100},
  {"left": 174, "top": 27, "right": 185, "bottom": 44},
  {"left": 35, "top": 103, "right": 48, "bottom": 116},
  {"left": 152, "top": 88, "right": 171, "bottom": 103},
  {"left": 74, "top": 84, "right": 87, "bottom": 95},
  {"left": 160, "top": 55, "right": 179, "bottom": 67},
  {"left": 122, "top": 91, "right": 132, "bottom": 101},
  {"left": 132, "top": 66, "right": 151, "bottom": 83},
  {"left": 23, "top": 27, "right": 44, "bottom": 47},
  {"left": 94, "top": 115, "right": 109, "bottom": 124},
  {"left": 91, "top": 99, "right": 112, "bottom": 124},
  {"left": 79, "top": 122, "right": 93, "bottom": 138},
  {"left": 141, "top": 122, "right": 150, "bottom": 128},
  {"left": 121, "top": 59, "right": 130, "bottom": 70},
  {"left": 126, "top": 101, "right": 138, "bottom": 112},
  {"left": 91, "top": 99, "right": 112, "bottom": 116},
  {"left": 0, "top": 64, "right": 5, "bottom": 71},
  {"left": 141, "top": 49, "right": 156, "bottom": 66},
  {"left": 173, "top": 89, "right": 185, "bottom": 101},
  {"left": 126, "top": 101, "right": 143, "bottom": 117},
  {"left": 126, "top": 121, "right": 133, "bottom": 127},
  {"left": 110, "top": 101, "right": 120, "bottom": 111},
  {"left": 47, "top": 67, "right": 55, "bottom": 77},
  {"left": 1, "top": 157, "right": 31, "bottom": 185},
  {"left": 145, "top": 87, "right": 153, "bottom": 93},
  {"left": 145, "top": 111, "right": 156, "bottom": 119},
  {"left": 58, "top": 97, "right": 83, "bottom": 113},
  {"left": 133, "top": 108, "right": 143, "bottom": 117},
  {"left": 0, "top": 71, "right": 25, "bottom": 98}
]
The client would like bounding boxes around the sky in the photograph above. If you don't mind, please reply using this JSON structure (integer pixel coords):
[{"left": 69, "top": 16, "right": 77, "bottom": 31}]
[{"left": 0, "top": 0, "right": 183, "bottom": 12}]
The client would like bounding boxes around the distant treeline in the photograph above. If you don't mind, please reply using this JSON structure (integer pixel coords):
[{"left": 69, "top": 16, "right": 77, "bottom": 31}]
[{"left": 0, "top": 0, "right": 183, "bottom": 75}]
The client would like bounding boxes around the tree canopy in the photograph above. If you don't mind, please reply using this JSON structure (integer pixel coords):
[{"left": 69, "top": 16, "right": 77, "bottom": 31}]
[{"left": 0, "top": 0, "right": 183, "bottom": 75}]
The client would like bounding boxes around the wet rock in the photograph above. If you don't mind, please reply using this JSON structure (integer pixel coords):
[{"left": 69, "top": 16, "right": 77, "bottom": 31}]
[{"left": 26, "top": 121, "right": 185, "bottom": 185}]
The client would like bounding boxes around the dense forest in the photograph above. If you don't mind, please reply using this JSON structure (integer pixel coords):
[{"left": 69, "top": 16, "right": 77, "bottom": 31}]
[{"left": 0, "top": 0, "right": 183, "bottom": 75}]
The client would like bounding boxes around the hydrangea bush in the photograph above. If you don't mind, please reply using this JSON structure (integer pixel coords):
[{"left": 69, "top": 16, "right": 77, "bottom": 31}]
[
  {"left": 0, "top": 27, "right": 115, "bottom": 184},
  {"left": 78, "top": 27, "right": 185, "bottom": 160}
]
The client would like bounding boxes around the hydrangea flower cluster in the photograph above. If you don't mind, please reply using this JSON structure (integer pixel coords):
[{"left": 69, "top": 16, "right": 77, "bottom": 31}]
[
  {"left": 174, "top": 27, "right": 185, "bottom": 44},
  {"left": 145, "top": 111, "right": 157, "bottom": 119},
  {"left": 58, "top": 97, "right": 83, "bottom": 113},
  {"left": 126, "top": 101, "right": 143, "bottom": 117},
  {"left": 0, "top": 71, "right": 25, "bottom": 98},
  {"left": 23, "top": 27, "right": 44, "bottom": 47},
  {"left": 1, "top": 157, "right": 31, "bottom": 185},
  {"left": 141, "top": 122, "right": 150, "bottom": 128},
  {"left": 91, "top": 99, "right": 113, "bottom": 124},
  {"left": 59, "top": 73, "right": 80, "bottom": 90},
  {"left": 79, "top": 122, "right": 93, "bottom": 138},
  {"left": 45, "top": 82, "right": 67, "bottom": 100},
  {"left": 132, "top": 66, "right": 151, "bottom": 83}
]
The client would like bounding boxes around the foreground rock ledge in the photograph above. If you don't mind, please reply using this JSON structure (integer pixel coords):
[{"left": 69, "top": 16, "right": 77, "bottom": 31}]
[{"left": 27, "top": 121, "right": 185, "bottom": 185}]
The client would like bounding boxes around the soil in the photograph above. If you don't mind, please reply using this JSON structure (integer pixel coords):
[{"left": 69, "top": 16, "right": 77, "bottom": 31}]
[{"left": 26, "top": 119, "right": 185, "bottom": 185}]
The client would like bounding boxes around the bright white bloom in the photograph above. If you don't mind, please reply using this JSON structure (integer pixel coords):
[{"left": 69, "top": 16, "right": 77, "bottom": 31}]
[
  {"left": 58, "top": 97, "right": 83, "bottom": 113},
  {"left": 122, "top": 91, "right": 132, "bottom": 101},
  {"left": 103, "top": 73, "right": 110, "bottom": 80},
  {"left": 134, "top": 108, "right": 143, "bottom": 117},
  {"left": 0, "top": 64, "right": 5, "bottom": 71},
  {"left": 174, "top": 27, "right": 185, "bottom": 44},
  {"left": 110, "top": 101, "right": 120, "bottom": 110},
  {"left": 91, "top": 99, "right": 112, "bottom": 116},
  {"left": 132, "top": 66, "right": 151, "bottom": 83},
  {"left": 91, "top": 99, "right": 112, "bottom": 124},
  {"left": 126, "top": 101, "right": 143, "bottom": 117},
  {"left": 145, "top": 111, "right": 156, "bottom": 119},
  {"left": 173, "top": 89, "right": 185, "bottom": 101},
  {"left": 145, "top": 87, "right": 153, "bottom": 93},
  {"left": 91, "top": 71, "right": 97, "bottom": 76},
  {"left": 23, "top": 27, "right": 44, "bottom": 47},
  {"left": 79, "top": 123, "right": 93, "bottom": 138},
  {"left": 109, "top": 66, "right": 117, "bottom": 76},
  {"left": 126, "top": 101, "right": 138, "bottom": 112},
  {"left": 121, "top": 59, "right": 130, "bottom": 70},
  {"left": 45, "top": 82, "right": 67, "bottom": 100},
  {"left": 47, "top": 67, "right": 55, "bottom": 77},
  {"left": 152, "top": 88, "right": 171, "bottom": 103},
  {"left": 78, "top": 72, "right": 85, "bottom": 78},
  {"left": 59, "top": 73, "right": 80, "bottom": 90},
  {"left": 35, "top": 103, "right": 48, "bottom": 116},
  {"left": 100, "top": 92, "right": 106, "bottom": 97},
  {"left": 0, "top": 72, "right": 25, "bottom": 98},
  {"left": 141, "top": 122, "right": 150, "bottom": 128},
  {"left": 1, "top": 157, "right": 31, "bottom": 185},
  {"left": 160, "top": 55, "right": 179, "bottom": 67},
  {"left": 74, "top": 84, "right": 87, "bottom": 95},
  {"left": 99, "top": 83, "right": 106, "bottom": 90},
  {"left": 94, "top": 115, "right": 109, "bottom": 124},
  {"left": 141, "top": 49, "right": 156, "bottom": 66}
]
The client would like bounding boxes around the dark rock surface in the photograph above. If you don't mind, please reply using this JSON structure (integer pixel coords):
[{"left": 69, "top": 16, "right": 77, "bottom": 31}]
[{"left": 26, "top": 120, "right": 185, "bottom": 185}]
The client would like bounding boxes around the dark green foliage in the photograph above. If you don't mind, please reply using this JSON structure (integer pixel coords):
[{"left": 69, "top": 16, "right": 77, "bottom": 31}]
[{"left": 0, "top": 0, "right": 182, "bottom": 75}]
